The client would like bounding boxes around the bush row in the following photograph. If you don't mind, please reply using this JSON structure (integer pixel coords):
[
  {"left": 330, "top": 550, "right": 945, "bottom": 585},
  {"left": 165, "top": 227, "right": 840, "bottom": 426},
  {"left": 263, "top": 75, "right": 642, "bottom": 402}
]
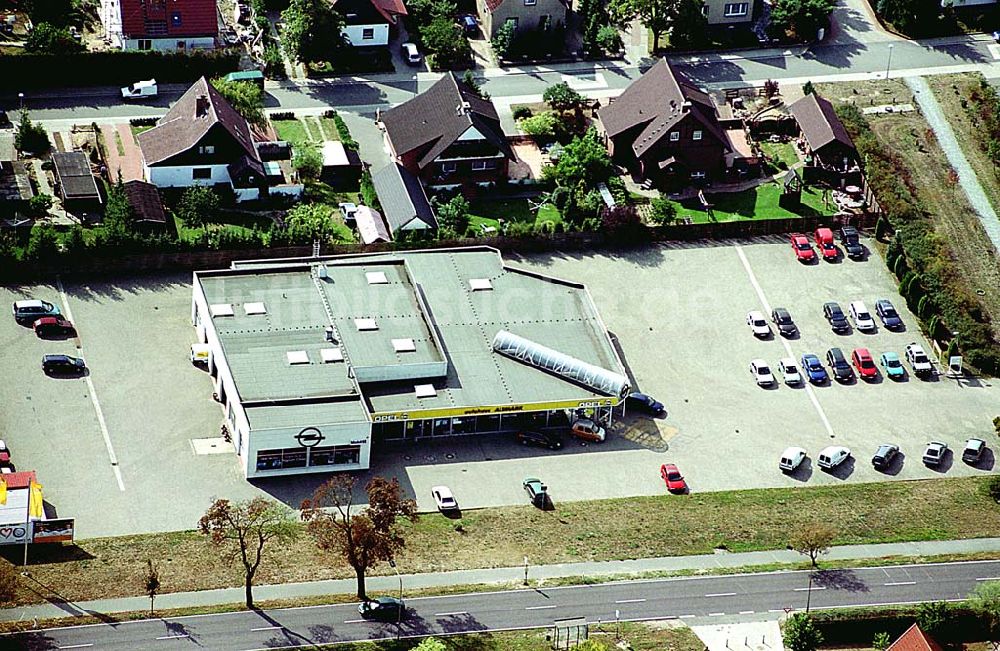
[
  {"left": 837, "top": 103, "right": 1000, "bottom": 375},
  {"left": 807, "top": 605, "right": 988, "bottom": 644}
]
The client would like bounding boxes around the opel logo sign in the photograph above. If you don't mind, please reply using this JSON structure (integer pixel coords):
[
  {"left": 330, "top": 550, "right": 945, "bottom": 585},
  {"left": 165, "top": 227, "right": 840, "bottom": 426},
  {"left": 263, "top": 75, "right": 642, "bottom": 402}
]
[{"left": 296, "top": 427, "right": 325, "bottom": 448}]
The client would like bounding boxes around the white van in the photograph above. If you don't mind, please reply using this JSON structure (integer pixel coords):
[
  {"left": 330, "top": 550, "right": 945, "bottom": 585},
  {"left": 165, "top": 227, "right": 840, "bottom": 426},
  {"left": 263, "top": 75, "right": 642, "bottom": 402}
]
[{"left": 121, "top": 79, "right": 158, "bottom": 100}]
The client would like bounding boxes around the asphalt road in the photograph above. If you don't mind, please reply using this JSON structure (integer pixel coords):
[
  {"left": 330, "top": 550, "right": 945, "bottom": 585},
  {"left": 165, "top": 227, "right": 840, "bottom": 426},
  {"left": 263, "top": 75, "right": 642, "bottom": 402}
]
[{"left": 4, "top": 560, "right": 998, "bottom": 650}]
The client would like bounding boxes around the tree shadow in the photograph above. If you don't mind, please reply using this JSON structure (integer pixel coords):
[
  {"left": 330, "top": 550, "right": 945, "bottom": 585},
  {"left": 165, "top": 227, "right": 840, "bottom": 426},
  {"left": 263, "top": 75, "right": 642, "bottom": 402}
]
[{"left": 812, "top": 568, "right": 870, "bottom": 593}]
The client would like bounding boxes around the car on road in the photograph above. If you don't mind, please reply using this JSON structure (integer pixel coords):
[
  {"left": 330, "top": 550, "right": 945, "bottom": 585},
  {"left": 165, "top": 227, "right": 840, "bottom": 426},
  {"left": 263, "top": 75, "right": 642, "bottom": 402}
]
[
  {"left": 875, "top": 298, "right": 903, "bottom": 330},
  {"left": 839, "top": 225, "right": 864, "bottom": 259},
  {"left": 660, "top": 463, "right": 687, "bottom": 493},
  {"left": 746, "top": 310, "right": 770, "bottom": 337},
  {"left": 430, "top": 486, "right": 458, "bottom": 512},
  {"left": 814, "top": 227, "right": 838, "bottom": 260},
  {"left": 800, "top": 353, "right": 828, "bottom": 384},
  {"left": 880, "top": 352, "right": 906, "bottom": 379},
  {"left": 905, "top": 343, "right": 934, "bottom": 378},
  {"left": 771, "top": 307, "right": 797, "bottom": 337},
  {"left": 121, "top": 78, "right": 158, "bottom": 100},
  {"left": 871, "top": 443, "right": 899, "bottom": 471},
  {"left": 922, "top": 441, "right": 948, "bottom": 466},
  {"left": 777, "top": 358, "right": 802, "bottom": 385},
  {"left": 826, "top": 347, "right": 853, "bottom": 382},
  {"left": 779, "top": 447, "right": 807, "bottom": 473},
  {"left": 817, "top": 446, "right": 851, "bottom": 469},
  {"left": 750, "top": 359, "right": 775, "bottom": 387},
  {"left": 625, "top": 392, "right": 665, "bottom": 416},
  {"left": 13, "top": 299, "right": 61, "bottom": 324},
  {"left": 851, "top": 347, "right": 878, "bottom": 380},
  {"left": 32, "top": 316, "right": 74, "bottom": 337},
  {"left": 516, "top": 429, "right": 563, "bottom": 450},
  {"left": 570, "top": 418, "right": 606, "bottom": 442},
  {"left": 823, "top": 302, "right": 850, "bottom": 333},
  {"left": 41, "top": 354, "right": 86, "bottom": 375},
  {"left": 849, "top": 300, "right": 877, "bottom": 332},
  {"left": 523, "top": 477, "right": 547, "bottom": 508},
  {"left": 790, "top": 233, "right": 815, "bottom": 262},
  {"left": 359, "top": 596, "right": 405, "bottom": 621},
  {"left": 401, "top": 42, "right": 421, "bottom": 65},
  {"left": 963, "top": 438, "right": 986, "bottom": 464}
]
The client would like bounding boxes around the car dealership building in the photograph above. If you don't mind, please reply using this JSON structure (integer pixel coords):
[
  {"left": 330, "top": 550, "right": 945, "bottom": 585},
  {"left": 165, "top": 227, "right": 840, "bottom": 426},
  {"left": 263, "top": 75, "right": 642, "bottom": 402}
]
[{"left": 191, "top": 247, "right": 629, "bottom": 478}]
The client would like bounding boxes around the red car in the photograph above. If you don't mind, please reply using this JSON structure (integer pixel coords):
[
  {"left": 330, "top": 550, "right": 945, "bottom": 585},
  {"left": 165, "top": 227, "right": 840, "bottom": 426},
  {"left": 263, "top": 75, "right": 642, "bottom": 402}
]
[
  {"left": 660, "top": 464, "right": 687, "bottom": 493},
  {"left": 790, "top": 233, "right": 815, "bottom": 261},
  {"left": 851, "top": 347, "right": 878, "bottom": 380},
  {"left": 33, "top": 316, "right": 74, "bottom": 337},
  {"left": 814, "top": 228, "right": 838, "bottom": 260}
]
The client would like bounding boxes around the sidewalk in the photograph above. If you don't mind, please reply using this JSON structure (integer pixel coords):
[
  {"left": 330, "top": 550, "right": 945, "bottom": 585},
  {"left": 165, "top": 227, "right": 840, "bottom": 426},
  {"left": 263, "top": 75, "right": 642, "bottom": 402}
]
[{"left": 4, "top": 537, "right": 1000, "bottom": 623}]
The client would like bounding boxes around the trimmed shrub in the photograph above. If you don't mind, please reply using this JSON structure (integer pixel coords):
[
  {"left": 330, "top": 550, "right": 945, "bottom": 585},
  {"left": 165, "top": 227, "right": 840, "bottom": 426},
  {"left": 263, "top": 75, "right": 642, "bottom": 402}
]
[{"left": 512, "top": 105, "right": 533, "bottom": 120}]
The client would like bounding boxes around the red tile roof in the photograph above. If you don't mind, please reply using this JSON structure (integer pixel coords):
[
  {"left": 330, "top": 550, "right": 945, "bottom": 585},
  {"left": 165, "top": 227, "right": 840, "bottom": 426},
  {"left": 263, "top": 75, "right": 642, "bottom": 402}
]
[
  {"left": 371, "top": 0, "right": 407, "bottom": 22},
  {"left": 483, "top": 0, "right": 503, "bottom": 12},
  {"left": 119, "top": 0, "right": 218, "bottom": 39},
  {"left": 887, "top": 624, "right": 944, "bottom": 651},
  {"left": 1, "top": 471, "right": 37, "bottom": 490}
]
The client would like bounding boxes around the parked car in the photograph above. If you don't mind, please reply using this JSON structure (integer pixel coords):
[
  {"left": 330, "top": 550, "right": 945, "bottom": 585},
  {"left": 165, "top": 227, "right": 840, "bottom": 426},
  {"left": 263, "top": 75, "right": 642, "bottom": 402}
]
[
  {"left": 523, "top": 477, "right": 547, "bottom": 507},
  {"left": 777, "top": 358, "right": 802, "bottom": 385},
  {"left": 779, "top": 446, "right": 807, "bottom": 473},
  {"left": 963, "top": 438, "right": 986, "bottom": 464},
  {"left": 790, "top": 233, "right": 815, "bottom": 262},
  {"left": 625, "top": 392, "right": 665, "bottom": 416},
  {"left": 338, "top": 202, "right": 358, "bottom": 222},
  {"left": 401, "top": 42, "right": 421, "bottom": 65},
  {"left": 814, "top": 227, "right": 838, "bottom": 260},
  {"left": 771, "top": 307, "right": 797, "bottom": 337},
  {"left": 871, "top": 443, "right": 899, "bottom": 471},
  {"left": 826, "top": 348, "right": 853, "bottom": 382},
  {"left": 922, "top": 441, "right": 948, "bottom": 466},
  {"left": 849, "top": 300, "right": 877, "bottom": 332},
  {"left": 12, "top": 299, "right": 60, "bottom": 324},
  {"left": 905, "top": 343, "right": 934, "bottom": 378},
  {"left": 41, "top": 354, "right": 86, "bottom": 375},
  {"left": 570, "top": 418, "right": 606, "bottom": 442},
  {"left": 851, "top": 347, "right": 878, "bottom": 380},
  {"left": 0, "top": 440, "right": 10, "bottom": 467},
  {"left": 750, "top": 359, "right": 775, "bottom": 387},
  {"left": 746, "top": 310, "right": 770, "bottom": 337},
  {"left": 817, "top": 445, "right": 851, "bottom": 469},
  {"left": 359, "top": 596, "right": 405, "bottom": 621},
  {"left": 32, "top": 316, "right": 74, "bottom": 337},
  {"left": 461, "top": 14, "right": 478, "bottom": 34},
  {"left": 839, "top": 225, "right": 864, "bottom": 259},
  {"left": 880, "top": 352, "right": 906, "bottom": 379},
  {"left": 431, "top": 485, "right": 458, "bottom": 512},
  {"left": 121, "top": 78, "right": 158, "bottom": 100},
  {"left": 516, "top": 429, "right": 563, "bottom": 450},
  {"left": 660, "top": 464, "right": 687, "bottom": 493},
  {"left": 875, "top": 298, "right": 903, "bottom": 329},
  {"left": 800, "top": 353, "right": 828, "bottom": 384},
  {"left": 823, "top": 302, "right": 850, "bottom": 333}
]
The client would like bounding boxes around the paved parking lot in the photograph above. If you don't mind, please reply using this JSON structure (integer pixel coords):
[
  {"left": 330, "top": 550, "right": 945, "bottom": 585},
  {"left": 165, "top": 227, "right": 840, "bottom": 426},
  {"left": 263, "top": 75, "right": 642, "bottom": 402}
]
[{"left": 2, "top": 238, "right": 998, "bottom": 538}]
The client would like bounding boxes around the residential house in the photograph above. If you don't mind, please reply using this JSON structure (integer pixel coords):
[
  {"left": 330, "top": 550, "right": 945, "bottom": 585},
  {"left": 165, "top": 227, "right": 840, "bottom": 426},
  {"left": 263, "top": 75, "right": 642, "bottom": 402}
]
[
  {"left": 703, "top": 0, "right": 753, "bottom": 25},
  {"left": 788, "top": 92, "right": 856, "bottom": 166},
  {"left": 477, "top": 0, "right": 567, "bottom": 39},
  {"left": 886, "top": 624, "right": 943, "bottom": 651},
  {"left": 333, "top": 0, "right": 407, "bottom": 47},
  {"left": 597, "top": 58, "right": 731, "bottom": 185},
  {"left": 379, "top": 72, "right": 515, "bottom": 188},
  {"left": 371, "top": 162, "right": 437, "bottom": 236},
  {"left": 137, "top": 77, "right": 267, "bottom": 202},
  {"left": 52, "top": 152, "right": 103, "bottom": 212},
  {"left": 100, "top": 0, "right": 218, "bottom": 51}
]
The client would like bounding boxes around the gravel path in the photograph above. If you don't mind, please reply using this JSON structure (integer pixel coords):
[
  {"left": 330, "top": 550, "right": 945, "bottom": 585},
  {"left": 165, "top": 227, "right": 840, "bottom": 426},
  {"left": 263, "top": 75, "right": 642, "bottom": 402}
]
[{"left": 906, "top": 75, "right": 1000, "bottom": 253}]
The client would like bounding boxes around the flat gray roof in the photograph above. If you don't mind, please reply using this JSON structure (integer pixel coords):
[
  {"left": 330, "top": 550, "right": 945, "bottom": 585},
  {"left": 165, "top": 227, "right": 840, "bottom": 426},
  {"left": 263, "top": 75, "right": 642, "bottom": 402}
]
[{"left": 245, "top": 400, "right": 369, "bottom": 431}]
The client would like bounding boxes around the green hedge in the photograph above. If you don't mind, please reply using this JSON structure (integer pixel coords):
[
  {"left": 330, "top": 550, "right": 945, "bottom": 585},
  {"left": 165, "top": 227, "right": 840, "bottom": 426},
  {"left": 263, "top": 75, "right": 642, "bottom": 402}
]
[
  {"left": 837, "top": 103, "right": 1000, "bottom": 375},
  {"left": 0, "top": 50, "right": 240, "bottom": 90},
  {"left": 808, "top": 606, "right": 987, "bottom": 644}
]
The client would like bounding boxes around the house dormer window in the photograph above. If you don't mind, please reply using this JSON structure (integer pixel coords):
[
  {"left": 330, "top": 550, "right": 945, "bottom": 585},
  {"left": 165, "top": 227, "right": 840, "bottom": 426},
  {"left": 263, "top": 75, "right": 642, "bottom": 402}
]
[
  {"left": 693, "top": 130, "right": 703, "bottom": 141},
  {"left": 669, "top": 131, "right": 680, "bottom": 142},
  {"left": 199, "top": 145, "right": 215, "bottom": 155}
]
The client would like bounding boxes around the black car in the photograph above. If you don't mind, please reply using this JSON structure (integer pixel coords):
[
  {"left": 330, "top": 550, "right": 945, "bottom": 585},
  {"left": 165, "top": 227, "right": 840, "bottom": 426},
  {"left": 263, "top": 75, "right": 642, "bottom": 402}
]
[
  {"left": 41, "top": 354, "right": 86, "bottom": 374},
  {"left": 516, "top": 429, "right": 563, "bottom": 450},
  {"left": 872, "top": 443, "right": 899, "bottom": 471},
  {"left": 358, "top": 596, "right": 405, "bottom": 621},
  {"left": 826, "top": 347, "right": 853, "bottom": 382},
  {"left": 875, "top": 298, "right": 903, "bottom": 330},
  {"left": 625, "top": 392, "right": 665, "bottom": 416},
  {"left": 839, "top": 226, "right": 864, "bottom": 259},
  {"left": 823, "top": 302, "right": 850, "bottom": 333},
  {"left": 770, "top": 307, "right": 797, "bottom": 337}
]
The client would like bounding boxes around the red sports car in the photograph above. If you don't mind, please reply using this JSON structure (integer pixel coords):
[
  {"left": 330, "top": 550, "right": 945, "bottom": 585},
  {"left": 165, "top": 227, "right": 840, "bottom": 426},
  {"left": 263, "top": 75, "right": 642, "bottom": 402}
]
[
  {"left": 814, "top": 228, "right": 838, "bottom": 260},
  {"left": 851, "top": 347, "right": 878, "bottom": 380},
  {"left": 660, "top": 464, "right": 687, "bottom": 493},
  {"left": 790, "top": 234, "right": 815, "bottom": 262}
]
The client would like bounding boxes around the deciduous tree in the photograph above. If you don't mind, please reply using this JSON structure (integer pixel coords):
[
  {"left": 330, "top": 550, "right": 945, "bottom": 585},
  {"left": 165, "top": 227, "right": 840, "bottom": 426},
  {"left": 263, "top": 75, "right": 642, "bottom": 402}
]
[
  {"left": 543, "top": 128, "right": 614, "bottom": 187},
  {"left": 423, "top": 17, "right": 471, "bottom": 69},
  {"left": 916, "top": 600, "right": 951, "bottom": 636},
  {"left": 490, "top": 20, "right": 515, "bottom": 60},
  {"left": 543, "top": 82, "right": 584, "bottom": 113},
  {"left": 789, "top": 522, "right": 835, "bottom": 567},
  {"left": 769, "top": 0, "right": 836, "bottom": 40},
  {"left": 649, "top": 197, "right": 678, "bottom": 224},
  {"left": 610, "top": 0, "right": 672, "bottom": 52},
  {"left": 783, "top": 613, "right": 823, "bottom": 651},
  {"left": 434, "top": 194, "right": 471, "bottom": 237},
  {"left": 280, "top": 0, "right": 349, "bottom": 63},
  {"left": 669, "top": 0, "right": 708, "bottom": 49},
  {"left": 291, "top": 143, "right": 323, "bottom": 180},
  {"left": 176, "top": 186, "right": 221, "bottom": 227},
  {"left": 25, "top": 22, "right": 84, "bottom": 55},
  {"left": 876, "top": 0, "right": 938, "bottom": 35},
  {"left": 462, "top": 70, "right": 490, "bottom": 100},
  {"left": 143, "top": 559, "right": 161, "bottom": 616},
  {"left": 211, "top": 78, "right": 267, "bottom": 128},
  {"left": 969, "top": 579, "right": 1000, "bottom": 634}
]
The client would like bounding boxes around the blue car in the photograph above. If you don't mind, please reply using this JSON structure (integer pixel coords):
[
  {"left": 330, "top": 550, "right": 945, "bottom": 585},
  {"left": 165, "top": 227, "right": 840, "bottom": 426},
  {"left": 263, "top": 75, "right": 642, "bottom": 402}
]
[
  {"left": 800, "top": 353, "right": 828, "bottom": 384},
  {"left": 875, "top": 299, "right": 903, "bottom": 330},
  {"left": 880, "top": 351, "right": 906, "bottom": 379}
]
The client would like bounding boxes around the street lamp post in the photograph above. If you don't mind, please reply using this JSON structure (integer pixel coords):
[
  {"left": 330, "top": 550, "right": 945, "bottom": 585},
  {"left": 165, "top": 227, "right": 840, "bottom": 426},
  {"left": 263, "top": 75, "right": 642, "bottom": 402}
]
[
  {"left": 885, "top": 45, "right": 894, "bottom": 80},
  {"left": 805, "top": 573, "right": 814, "bottom": 613}
]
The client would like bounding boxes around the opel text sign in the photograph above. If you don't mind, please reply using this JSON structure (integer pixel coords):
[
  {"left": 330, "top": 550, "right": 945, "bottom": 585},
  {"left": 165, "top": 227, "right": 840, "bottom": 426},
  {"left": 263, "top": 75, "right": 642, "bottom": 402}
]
[{"left": 296, "top": 427, "right": 325, "bottom": 448}]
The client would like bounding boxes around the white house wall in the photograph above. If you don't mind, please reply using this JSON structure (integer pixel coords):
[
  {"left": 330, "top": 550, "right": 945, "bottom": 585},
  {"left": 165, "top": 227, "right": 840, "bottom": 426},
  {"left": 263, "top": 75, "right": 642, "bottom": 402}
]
[
  {"left": 149, "top": 164, "right": 232, "bottom": 188},
  {"left": 122, "top": 36, "right": 216, "bottom": 51},
  {"left": 342, "top": 23, "right": 389, "bottom": 47}
]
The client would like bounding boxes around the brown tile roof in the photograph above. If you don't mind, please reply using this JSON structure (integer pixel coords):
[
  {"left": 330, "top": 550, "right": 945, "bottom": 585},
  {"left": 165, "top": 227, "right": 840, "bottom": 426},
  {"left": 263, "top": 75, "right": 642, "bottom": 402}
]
[
  {"left": 887, "top": 624, "right": 944, "bottom": 651},
  {"left": 137, "top": 77, "right": 259, "bottom": 166},
  {"left": 370, "top": 0, "right": 407, "bottom": 21},
  {"left": 788, "top": 93, "right": 855, "bottom": 154},
  {"left": 123, "top": 180, "right": 167, "bottom": 224},
  {"left": 380, "top": 73, "right": 514, "bottom": 171},
  {"left": 598, "top": 58, "right": 729, "bottom": 158}
]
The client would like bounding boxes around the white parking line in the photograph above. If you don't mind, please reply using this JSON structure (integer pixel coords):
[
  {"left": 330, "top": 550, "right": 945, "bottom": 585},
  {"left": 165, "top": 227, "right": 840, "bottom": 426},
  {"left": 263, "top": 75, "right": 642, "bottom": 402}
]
[
  {"left": 250, "top": 625, "right": 284, "bottom": 631},
  {"left": 709, "top": 612, "right": 725, "bottom": 616},
  {"left": 343, "top": 619, "right": 366, "bottom": 624},
  {"left": 58, "top": 645, "right": 94, "bottom": 649},
  {"left": 794, "top": 586, "right": 826, "bottom": 591},
  {"left": 525, "top": 605, "right": 557, "bottom": 610},
  {"left": 704, "top": 592, "right": 736, "bottom": 597},
  {"left": 739, "top": 610, "right": 754, "bottom": 615},
  {"left": 884, "top": 581, "right": 917, "bottom": 586},
  {"left": 976, "top": 577, "right": 1000, "bottom": 581},
  {"left": 156, "top": 634, "right": 190, "bottom": 640},
  {"left": 735, "top": 246, "right": 836, "bottom": 439},
  {"left": 615, "top": 599, "right": 646, "bottom": 604},
  {"left": 56, "top": 277, "right": 125, "bottom": 492},
  {"left": 434, "top": 611, "right": 468, "bottom": 617}
]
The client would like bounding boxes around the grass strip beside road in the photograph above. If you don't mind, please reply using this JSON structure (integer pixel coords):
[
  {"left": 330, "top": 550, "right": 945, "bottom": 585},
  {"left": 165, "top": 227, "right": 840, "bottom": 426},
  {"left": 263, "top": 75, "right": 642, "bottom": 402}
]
[{"left": 4, "top": 477, "right": 999, "bottom": 608}]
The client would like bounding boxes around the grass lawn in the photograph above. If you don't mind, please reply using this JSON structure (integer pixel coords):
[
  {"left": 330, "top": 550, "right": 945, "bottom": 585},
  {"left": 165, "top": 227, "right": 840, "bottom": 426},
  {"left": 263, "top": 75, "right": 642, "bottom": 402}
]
[
  {"left": 319, "top": 117, "right": 341, "bottom": 141},
  {"left": 669, "top": 180, "right": 836, "bottom": 223},
  {"left": 129, "top": 124, "right": 155, "bottom": 138},
  {"left": 272, "top": 118, "right": 310, "bottom": 145},
  {"left": 6, "top": 477, "right": 1000, "bottom": 607},
  {"left": 759, "top": 141, "right": 799, "bottom": 169},
  {"left": 468, "top": 198, "right": 562, "bottom": 231}
]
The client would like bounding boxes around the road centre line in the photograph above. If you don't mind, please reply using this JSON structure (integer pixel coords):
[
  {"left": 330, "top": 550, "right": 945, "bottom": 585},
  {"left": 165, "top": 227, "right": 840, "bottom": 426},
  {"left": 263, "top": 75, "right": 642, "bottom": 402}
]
[
  {"left": 739, "top": 611, "right": 754, "bottom": 615},
  {"left": 976, "top": 577, "right": 1000, "bottom": 581},
  {"left": 56, "top": 277, "right": 126, "bottom": 492},
  {"left": 704, "top": 592, "right": 736, "bottom": 598},
  {"left": 709, "top": 612, "right": 725, "bottom": 616},
  {"left": 884, "top": 581, "right": 917, "bottom": 586},
  {"left": 156, "top": 634, "right": 190, "bottom": 640},
  {"left": 434, "top": 611, "right": 468, "bottom": 617},
  {"left": 525, "top": 605, "right": 557, "bottom": 610},
  {"left": 57, "top": 645, "right": 94, "bottom": 649},
  {"left": 251, "top": 625, "right": 284, "bottom": 631},
  {"left": 615, "top": 599, "right": 646, "bottom": 604},
  {"left": 343, "top": 619, "right": 366, "bottom": 624},
  {"left": 794, "top": 586, "right": 826, "bottom": 591}
]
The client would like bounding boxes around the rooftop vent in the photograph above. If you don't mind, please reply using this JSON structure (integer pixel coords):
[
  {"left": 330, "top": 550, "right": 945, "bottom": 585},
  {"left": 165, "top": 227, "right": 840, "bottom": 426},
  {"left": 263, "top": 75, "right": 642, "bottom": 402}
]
[
  {"left": 366, "top": 271, "right": 388, "bottom": 285},
  {"left": 317, "top": 264, "right": 328, "bottom": 279},
  {"left": 286, "top": 350, "right": 309, "bottom": 365},
  {"left": 392, "top": 338, "right": 416, "bottom": 353},
  {"left": 414, "top": 384, "right": 436, "bottom": 398},
  {"left": 209, "top": 303, "right": 234, "bottom": 317},
  {"left": 469, "top": 278, "right": 493, "bottom": 291},
  {"left": 244, "top": 302, "right": 266, "bottom": 315},
  {"left": 355, "top": 318, "right": 378, "bottom": 331},
  {"left": 320, "top": 348, "right": 344, "bottom": 363}
]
